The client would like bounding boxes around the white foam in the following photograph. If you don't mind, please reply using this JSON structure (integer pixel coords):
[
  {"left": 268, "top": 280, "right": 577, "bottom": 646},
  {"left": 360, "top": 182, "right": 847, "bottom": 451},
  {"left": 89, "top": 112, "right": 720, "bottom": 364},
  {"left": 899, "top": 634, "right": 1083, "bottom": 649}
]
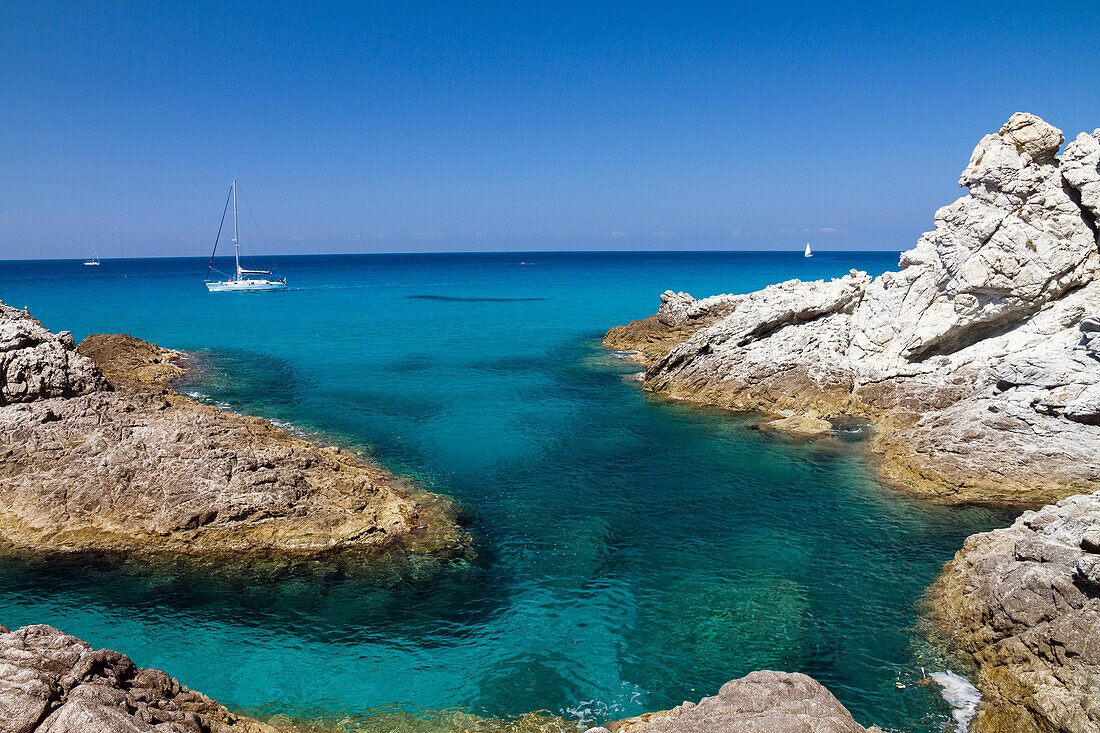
[
  {"left": 931, "top": 670, "right": 981, "bottom": 731},
  {"left": 564, "top": 684, "right": 644, "bottom": 729}
]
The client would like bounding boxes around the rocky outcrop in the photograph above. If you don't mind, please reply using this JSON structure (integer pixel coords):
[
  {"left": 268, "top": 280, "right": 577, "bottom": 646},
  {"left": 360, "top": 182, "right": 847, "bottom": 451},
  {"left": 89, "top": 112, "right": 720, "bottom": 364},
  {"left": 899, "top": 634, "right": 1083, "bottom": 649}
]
[
  {"left": 0, "top": 304, "right": 105, "bottom": 404},
  {"left": 931, "top": 491, "right": 1100, "bottom": 733},
  {"left": 606, "top": 113, "right": 1100, "bottom": 504},
  {"left": 0, "top": 624, "right": 289, "bottom": 733},
  {"left": 0, "top": 306, "right": 465, "bottom": 556},
  {"left": 604, "top": 290, "right": 740, "bottom": 362},
  {"left": 590, "top": 672, "right": 881, "bottom": 733}
]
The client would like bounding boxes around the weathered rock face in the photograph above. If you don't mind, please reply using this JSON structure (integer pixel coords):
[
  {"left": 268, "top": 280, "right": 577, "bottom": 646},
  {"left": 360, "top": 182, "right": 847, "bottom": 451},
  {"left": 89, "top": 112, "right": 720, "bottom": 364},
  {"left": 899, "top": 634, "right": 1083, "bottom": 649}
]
[
  {"left": 931, "top": 491, "right": 1100, "bottom": 733},
  {"left": 597, "top": 672, "right": 881, "bottom": 733},
  {"left": 0, "top": 306, "right": 465, "bottom": 556},
  {"left": 0, "top": 624, "right": 286, "bottom": 733},
  {"left": 606, "top": 113, "right": 1100, "bottom": 503},
  {"left": 78, "top": 332, "right": 184, "bottom": 386},
  {"left": 0, "top": 304, "right": 105, "bottom": 404},
  {"left": 604, "top": 290, "right": 741, "bottom": 363},
  {"left": 852, "top": 113, "right": 1097, "bottom": 363}
]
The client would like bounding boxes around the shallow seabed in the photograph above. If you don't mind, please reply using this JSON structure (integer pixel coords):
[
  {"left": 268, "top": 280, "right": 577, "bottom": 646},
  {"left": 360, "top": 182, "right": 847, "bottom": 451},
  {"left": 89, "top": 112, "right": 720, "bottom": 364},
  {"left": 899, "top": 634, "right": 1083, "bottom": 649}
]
[{"left": 0, "top": 252, "right": 1016, "bottom": 732}]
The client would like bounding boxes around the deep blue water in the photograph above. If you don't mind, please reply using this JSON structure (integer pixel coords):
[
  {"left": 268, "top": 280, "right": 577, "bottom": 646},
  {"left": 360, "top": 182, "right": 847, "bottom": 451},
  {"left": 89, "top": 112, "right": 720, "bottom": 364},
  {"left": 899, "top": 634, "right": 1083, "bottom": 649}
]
[{"left": 0, "top": 252, "right": 1014, "bottom": 732}]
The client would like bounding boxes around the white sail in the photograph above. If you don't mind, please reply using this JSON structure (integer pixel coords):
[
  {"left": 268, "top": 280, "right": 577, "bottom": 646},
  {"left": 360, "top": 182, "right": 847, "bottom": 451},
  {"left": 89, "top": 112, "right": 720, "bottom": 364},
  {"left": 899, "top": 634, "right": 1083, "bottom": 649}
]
[
  {"left": 204, "top": 180, "right": 287, "bottom": 291},
  {"left": 804, "top": 242, "right": 813, "bottom": 258}
]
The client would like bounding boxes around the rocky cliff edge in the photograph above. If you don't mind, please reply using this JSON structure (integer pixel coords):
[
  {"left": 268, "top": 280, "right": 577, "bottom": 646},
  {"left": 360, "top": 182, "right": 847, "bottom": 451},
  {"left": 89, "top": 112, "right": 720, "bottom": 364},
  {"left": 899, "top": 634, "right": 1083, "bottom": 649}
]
[{"left": 606, "top": 113, "right": 1100, "bottom": 505}]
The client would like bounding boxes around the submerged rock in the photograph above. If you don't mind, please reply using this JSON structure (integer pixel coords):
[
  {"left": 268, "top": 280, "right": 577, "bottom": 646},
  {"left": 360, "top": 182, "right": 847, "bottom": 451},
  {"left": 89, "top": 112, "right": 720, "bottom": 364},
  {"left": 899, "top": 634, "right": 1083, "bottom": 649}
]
[
  {"left": 0, "top": 624, "right": 285, "bottom": 733},
  {"left": 759, "top": 414, "right": 833, "bottom": 437},
  {"left": 0, "top": 306, "right": 465, "bottom": 557},
  {"left": 599, "top": 672, "right": 881, "bottom": 732},
  {"left": 931, "top": 491, "right": 1100, "bottom": 732},
  {"left": 605, "top": 113, "right": 1100, "bottom": 504}
]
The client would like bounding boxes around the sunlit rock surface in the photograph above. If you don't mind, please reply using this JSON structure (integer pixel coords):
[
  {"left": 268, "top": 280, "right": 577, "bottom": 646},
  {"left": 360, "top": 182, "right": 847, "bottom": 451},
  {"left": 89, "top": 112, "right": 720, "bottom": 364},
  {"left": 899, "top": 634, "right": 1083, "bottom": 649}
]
[
  {"left": 932, "top": 491, "right": 1100, "bottom": 732},
  {"left": 0, "top": 624, "right": 285, "bottom": 733},
  {"left": 0, "top": 305, "right": 465, "bottom": 556},
  {"left": 594, "top": 672, "right": 881, "bottom": 733},
  {"left": 606, "top": 113, "right": 1100, "bottom": 504}
]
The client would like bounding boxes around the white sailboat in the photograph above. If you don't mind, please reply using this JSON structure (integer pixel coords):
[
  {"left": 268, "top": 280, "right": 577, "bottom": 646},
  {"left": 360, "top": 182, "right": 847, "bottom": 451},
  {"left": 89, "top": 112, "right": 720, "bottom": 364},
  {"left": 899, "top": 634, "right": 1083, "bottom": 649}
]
[
  {"left": 804, "top": 242, "right": 813, "bottom": 258},
  {"left": 205, "top": 180, "right": 287, "bottom": 291},
  {"left": 83, "top": 245, "right": 100, "bottom": 266}
]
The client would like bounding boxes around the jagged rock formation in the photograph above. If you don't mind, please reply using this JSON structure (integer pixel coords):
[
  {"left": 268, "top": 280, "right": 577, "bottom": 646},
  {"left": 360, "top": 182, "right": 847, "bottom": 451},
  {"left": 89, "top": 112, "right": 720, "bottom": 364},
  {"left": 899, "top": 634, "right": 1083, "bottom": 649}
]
[
  {"left": 590, "top": 672, "right": 881, "bottom": 733},
  {"left": 606, "top": 113, "right": 1100, "bottom": 504},
  {"left": 0, "top": 303, "right": 105, "bottom": 404},
  {"left": 931, "top": 491, "right": 1100, "bottom": 733},
  {"left": 0, "top": 624, "right": 288, "bottom": 733},
  {"left": 0, "top": 305, "right": 465, "bottom": 556}
]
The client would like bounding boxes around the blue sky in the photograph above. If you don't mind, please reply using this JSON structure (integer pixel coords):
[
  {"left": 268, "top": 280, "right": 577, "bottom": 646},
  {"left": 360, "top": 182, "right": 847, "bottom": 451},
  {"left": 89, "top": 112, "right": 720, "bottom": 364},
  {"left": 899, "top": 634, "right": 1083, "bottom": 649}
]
[{"left": 2, "top": 1, "right": 1098, "bottom": 258}]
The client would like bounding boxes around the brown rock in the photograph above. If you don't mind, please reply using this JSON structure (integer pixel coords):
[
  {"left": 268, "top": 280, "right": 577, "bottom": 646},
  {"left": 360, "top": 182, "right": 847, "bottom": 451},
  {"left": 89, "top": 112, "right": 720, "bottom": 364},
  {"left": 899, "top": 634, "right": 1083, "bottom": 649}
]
[
  {"left": 0, "top": 624, "right": 290, "bottom": 733},
  {"left": 759, "top": 415, "right": 833, "bottom": 437},
  {"left": 77, "top": 332, "right": 183, "bottom": 387},
  {"left": 605, "top": 671, "right": 880, "bottom": 733},
  {"left": 930, "top": 491, "right": 1100, "bottom": 732},
  {"left": 0, "top": 306, "right": 465, "bottom": 558}
]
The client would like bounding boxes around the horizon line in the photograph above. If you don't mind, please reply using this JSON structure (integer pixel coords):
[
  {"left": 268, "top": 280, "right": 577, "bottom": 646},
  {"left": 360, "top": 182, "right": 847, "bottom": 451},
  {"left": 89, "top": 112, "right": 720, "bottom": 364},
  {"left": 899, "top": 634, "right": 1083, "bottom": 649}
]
[{"left": 0, "top": 248, "right": 907, "bottom": 263}]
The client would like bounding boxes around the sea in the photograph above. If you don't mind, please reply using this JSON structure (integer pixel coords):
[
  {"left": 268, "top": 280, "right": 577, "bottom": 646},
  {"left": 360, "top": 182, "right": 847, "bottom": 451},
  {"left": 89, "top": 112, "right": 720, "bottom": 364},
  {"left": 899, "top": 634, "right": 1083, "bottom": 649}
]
[{"left": 0, "top": 251, "right": 1015, "bottom": 732}]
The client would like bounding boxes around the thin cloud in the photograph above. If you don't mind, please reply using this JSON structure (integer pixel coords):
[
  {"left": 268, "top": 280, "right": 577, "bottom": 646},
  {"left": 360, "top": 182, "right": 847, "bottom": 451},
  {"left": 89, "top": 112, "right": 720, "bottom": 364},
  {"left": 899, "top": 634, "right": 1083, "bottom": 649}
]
[{"left": 776, "top": 227, "right": 846, "bottom": 236}]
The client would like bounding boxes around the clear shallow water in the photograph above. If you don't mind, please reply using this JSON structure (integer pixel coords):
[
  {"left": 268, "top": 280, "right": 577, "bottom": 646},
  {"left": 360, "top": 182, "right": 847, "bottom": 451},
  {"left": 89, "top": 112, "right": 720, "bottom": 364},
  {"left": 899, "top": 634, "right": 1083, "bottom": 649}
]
[{"left": 0, "top": 252, "right": 1015, "bottom": 731}]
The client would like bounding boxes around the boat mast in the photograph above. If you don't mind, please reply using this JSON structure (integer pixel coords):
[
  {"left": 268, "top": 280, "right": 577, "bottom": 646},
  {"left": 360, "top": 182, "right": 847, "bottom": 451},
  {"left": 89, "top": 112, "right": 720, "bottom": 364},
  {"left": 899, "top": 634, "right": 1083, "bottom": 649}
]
[{"left": 232, "top": 179, "right": 241, "bottom": 281}]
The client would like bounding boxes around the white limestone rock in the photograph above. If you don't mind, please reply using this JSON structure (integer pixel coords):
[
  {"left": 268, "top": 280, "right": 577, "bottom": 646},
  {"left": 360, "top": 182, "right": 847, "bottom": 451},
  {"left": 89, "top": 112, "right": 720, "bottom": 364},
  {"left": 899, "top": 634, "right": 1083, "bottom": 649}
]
[
  {"left": 852, "top": 113, "right": 1097, "bottom": 363},
  {"left": 0, "top": 303, "right": 105, "bottom": 404},
  {"left": 617, "top": 113, "right": 1100, "bottom": 501},
  {"left": 1061, "top": 129, "right": 1100, "bottom": 221},
  {"left": 657, "top": 290, "right": 741, "bottom": 328}
]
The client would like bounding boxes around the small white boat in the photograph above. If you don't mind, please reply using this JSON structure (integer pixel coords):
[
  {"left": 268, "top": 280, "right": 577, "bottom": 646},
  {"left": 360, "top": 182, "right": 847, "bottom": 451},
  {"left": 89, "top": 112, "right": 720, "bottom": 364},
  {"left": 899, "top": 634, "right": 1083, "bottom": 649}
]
[
  {"left": 205, "top": 180, "right": 287, "bottom": 292},
  {"left": 83, "top": 245, "right": 100, "bottom": 266},
  {"left": 804, "top": 242, "right": 813, "bottom": 258}
]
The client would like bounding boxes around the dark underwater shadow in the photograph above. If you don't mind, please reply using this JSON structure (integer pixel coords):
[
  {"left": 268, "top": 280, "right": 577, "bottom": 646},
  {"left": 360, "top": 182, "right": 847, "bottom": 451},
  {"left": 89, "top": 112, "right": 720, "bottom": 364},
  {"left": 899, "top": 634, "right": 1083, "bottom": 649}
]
[{"left": 407, "top": 295, "right": 548, "bottom": 302}]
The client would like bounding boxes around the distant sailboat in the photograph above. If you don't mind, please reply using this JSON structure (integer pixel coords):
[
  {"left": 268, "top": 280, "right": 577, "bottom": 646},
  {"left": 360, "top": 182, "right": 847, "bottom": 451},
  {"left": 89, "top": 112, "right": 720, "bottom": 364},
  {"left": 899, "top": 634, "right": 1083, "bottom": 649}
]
[
  {"left": 804, "top": 242, "right": 813, "bottom": 258},
  {"left": 83, "top": 246, "right": 100, "bottom": 266},
  {"left": 205, "top": 180, "right": 287, "bottom": 291}
]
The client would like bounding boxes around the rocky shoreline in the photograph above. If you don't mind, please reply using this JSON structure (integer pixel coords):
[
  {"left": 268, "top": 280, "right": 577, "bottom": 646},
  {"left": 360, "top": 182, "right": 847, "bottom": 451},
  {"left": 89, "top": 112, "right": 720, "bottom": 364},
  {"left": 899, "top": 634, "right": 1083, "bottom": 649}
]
[
  {"left": 0, "top": 622, "right": 887, "bottom": 733},
  {"left": 929, "top": 492, "right": 1100, "bottom": 733},
  {"left": 0, "top": 302, "right": 467, "bottom": 558},
  {"left": 5, "top": 114, "right": 1099, "bottom": 732},
  {"left": 606, "top": 113, "right": 1100, "bottom": 731},
  {"left": 0, "top": 624, "right": 289, "bottom": 733},
  {"left": 606, "top": 113, "right": 1100, "bottom": 506}
]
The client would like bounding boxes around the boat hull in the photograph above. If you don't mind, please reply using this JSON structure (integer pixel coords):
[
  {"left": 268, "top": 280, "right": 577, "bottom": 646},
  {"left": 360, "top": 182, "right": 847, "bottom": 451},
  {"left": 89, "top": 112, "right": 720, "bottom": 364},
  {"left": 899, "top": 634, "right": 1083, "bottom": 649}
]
[{"left": 206, "top": 279, "right": 287, "bottom": 292}]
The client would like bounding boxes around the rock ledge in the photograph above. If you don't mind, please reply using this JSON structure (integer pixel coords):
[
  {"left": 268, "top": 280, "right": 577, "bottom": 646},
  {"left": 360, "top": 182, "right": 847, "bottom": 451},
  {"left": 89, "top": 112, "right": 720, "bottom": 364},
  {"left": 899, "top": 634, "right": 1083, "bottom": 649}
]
[{"left": 0, "top": 305, "right": 465, "bottom": 557}]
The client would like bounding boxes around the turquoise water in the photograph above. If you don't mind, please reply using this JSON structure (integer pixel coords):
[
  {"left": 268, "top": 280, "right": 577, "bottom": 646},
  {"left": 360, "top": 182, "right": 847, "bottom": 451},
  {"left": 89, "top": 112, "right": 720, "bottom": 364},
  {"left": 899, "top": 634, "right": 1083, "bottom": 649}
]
[{"left": 0, "top": 252, "right": 1014, "bottom": 732}]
